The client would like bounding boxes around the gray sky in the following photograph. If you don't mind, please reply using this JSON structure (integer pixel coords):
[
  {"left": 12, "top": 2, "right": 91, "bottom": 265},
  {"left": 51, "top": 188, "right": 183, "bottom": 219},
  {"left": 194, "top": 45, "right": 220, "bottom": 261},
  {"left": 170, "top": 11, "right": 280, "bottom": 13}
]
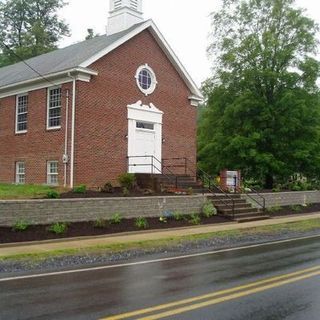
[{"left": 60, "top": 0, "right": 320, "bottom": 87}]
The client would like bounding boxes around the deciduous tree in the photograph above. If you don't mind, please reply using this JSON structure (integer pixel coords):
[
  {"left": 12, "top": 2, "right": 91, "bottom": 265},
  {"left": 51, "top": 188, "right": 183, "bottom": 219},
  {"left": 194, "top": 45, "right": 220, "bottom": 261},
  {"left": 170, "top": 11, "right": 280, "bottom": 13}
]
[
  {"left": 198, "top": 0, "right": 320, "bottom": 188},
  {"left": 0, "top": 0, "right": 70, "bottom": 67}
]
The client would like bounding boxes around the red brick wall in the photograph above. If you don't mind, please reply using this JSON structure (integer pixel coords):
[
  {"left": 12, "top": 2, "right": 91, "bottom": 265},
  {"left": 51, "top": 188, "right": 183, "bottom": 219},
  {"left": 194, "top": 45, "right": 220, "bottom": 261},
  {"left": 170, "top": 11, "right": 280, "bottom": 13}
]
[
  {"left": 0, "top": 29, "right": 197, "bottom": 187},
  {"left": 75, "top": 30, "right": 197, "bottom": 186},
  {"left": 0, "top": 83, "right": 72, "bottom": 185}
]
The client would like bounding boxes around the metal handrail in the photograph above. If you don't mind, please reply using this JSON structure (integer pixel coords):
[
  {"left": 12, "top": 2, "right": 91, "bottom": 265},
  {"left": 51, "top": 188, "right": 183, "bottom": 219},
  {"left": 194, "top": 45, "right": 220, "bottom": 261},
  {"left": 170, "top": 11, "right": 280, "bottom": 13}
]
[
  {"left": 243, "top": 187, "right": 266, "bottom": 212},
  {"left": 163, "top": 157, "right": 236, "bottom": 219},
  {"left": 127, "top": 155, "right": 179, "bottom": 189}
]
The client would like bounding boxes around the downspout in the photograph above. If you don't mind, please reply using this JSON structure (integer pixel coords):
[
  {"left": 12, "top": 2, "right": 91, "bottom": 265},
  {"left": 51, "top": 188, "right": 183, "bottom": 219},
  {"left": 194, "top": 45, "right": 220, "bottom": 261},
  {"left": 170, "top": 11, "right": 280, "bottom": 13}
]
[
  {"left": 64, "top": 89, "right": 69, "bottom": 188},
  {"left": 69, "top": 74, "right": 76, "bottom": 189}
]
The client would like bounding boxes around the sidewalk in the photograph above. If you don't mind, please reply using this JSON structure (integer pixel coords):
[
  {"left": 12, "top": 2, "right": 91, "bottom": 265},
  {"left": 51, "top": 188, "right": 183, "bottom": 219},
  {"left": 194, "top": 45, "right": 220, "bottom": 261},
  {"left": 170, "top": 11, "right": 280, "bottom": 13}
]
[{"left": 1, "top": 213, "right": 320, "bottom": 258}]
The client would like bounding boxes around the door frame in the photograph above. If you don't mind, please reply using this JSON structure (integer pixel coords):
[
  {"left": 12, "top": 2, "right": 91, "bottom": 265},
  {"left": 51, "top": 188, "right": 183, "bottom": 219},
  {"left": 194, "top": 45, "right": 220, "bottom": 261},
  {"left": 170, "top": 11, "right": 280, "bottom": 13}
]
[{"left": 127, "top": 100, "right": 163, "bottom": 174}]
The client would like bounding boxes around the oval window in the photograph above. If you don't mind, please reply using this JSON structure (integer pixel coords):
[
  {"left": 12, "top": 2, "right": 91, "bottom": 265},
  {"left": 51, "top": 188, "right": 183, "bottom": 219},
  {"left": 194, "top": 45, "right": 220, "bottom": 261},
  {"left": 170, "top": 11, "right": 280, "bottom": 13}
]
[{"left": 135, "top": 64, "right": 157, "bottom": 95}]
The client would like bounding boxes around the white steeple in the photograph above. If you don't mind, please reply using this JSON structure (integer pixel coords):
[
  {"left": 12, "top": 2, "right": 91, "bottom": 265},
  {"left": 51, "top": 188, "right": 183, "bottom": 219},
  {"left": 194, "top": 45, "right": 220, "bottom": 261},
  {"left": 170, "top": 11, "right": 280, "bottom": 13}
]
[{"left": 107, "top": 0, "right": 144, "bottom": 35}]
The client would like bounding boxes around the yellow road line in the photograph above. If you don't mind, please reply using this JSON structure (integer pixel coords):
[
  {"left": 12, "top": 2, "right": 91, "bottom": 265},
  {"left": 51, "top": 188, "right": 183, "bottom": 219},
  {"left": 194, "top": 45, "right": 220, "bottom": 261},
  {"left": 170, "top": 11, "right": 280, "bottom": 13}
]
[
  {"left": 136, "top": 269, "right": 320, "bottom": 320},
  {"left": 101, "top": 265, "right": 320, "bottom": 320}
]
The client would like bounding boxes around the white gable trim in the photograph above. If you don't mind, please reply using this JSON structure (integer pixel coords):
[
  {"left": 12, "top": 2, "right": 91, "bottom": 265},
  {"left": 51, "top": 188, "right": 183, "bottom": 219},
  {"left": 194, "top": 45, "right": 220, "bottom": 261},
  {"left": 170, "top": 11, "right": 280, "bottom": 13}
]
[{"left": 80, "top": 20, "right": 203, "bottom": 101}]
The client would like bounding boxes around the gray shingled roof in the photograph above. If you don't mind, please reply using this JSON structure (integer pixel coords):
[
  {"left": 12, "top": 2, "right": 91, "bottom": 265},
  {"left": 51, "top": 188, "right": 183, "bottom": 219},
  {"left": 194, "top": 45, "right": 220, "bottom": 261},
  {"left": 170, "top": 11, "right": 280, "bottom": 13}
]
[{"left": 0, "top": 22, "right": 146, "bottom": 88}]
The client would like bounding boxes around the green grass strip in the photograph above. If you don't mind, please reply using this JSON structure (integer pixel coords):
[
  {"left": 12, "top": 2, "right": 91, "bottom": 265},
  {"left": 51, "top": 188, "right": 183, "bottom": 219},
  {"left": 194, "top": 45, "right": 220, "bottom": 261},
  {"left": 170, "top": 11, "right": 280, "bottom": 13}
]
[{"left": 1, "top": 218, "right": 320, "bottom": 262}]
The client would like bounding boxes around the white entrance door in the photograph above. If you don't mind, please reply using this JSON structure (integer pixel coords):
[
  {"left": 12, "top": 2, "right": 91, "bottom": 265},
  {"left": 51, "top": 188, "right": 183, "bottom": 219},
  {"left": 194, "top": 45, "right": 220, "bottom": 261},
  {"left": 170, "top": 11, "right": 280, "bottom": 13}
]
[
  {"left": 127, "top": 101, "right": 163, "bottom": 174},
  {"left": 131, "top": 128, "right": 157, "bottom": 173}
]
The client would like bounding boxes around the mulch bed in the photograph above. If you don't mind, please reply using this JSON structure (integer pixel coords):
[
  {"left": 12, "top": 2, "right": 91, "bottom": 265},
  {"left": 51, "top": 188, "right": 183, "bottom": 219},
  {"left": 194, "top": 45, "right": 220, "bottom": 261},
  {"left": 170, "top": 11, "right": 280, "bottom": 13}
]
[
  {"left": 0, "top": 215, "right": 229, "bottom": 244},
  {"left": 269, "top": 203, "right": 320, "bottom": 216},
  {"left": 59, "top": 189, "right": 188, "bottom": 198},
  {"left": 1, "top": 204, "right": 320, "bottom": 245}
]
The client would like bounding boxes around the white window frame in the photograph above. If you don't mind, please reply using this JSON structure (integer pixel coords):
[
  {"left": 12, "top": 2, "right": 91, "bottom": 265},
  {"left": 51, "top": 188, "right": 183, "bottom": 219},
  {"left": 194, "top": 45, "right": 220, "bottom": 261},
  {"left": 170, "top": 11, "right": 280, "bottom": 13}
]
[
  {"left": 15, "top": 94, "right": 28, "bottom": 134},
  {"left": 47, "top": 86, "right": 62, "bottom": 130},
  {"left": 47, "top": 161, "right": 59, "bottom": 185},
  {"left": 15, "top": 162, "right": 26, "bottom": 184},
  {"left": 135, "top": 64, "right": 157, "bottom": 96}
]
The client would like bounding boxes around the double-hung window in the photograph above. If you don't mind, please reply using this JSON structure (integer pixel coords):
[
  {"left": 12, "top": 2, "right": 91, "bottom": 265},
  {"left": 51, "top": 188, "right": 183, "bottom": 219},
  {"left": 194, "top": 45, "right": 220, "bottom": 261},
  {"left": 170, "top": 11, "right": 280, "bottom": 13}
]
[
  {"left": 47, "top": 87, "right": 62, "bottom": 129},
  {"left": 47, "top": 161, "right": 58, "bottom": 185},
  {"left": 15, "top": 162, "right": 25, "bottom": 184},
  {"left": 16, "top": 94, "right": 28, "bottom": 133}
]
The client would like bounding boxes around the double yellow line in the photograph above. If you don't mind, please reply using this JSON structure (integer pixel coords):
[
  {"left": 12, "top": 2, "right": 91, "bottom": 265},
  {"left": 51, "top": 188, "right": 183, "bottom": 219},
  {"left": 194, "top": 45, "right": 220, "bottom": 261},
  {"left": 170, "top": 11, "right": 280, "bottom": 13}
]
[{"left": 101, "top": 265, "right": 320, "bottom": 320}]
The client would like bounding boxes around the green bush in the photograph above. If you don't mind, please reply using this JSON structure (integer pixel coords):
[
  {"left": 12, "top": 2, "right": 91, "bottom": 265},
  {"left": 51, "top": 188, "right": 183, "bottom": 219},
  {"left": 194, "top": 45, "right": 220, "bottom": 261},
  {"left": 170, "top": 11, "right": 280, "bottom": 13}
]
[
  {"left": 101, "top": 182, "right": 114, "bottom": 193},
  {"left": 73, "top": 185, "right": 87, "bottom": 194},
  {"left": 188, "top": 214, "right": 201, "bottom": 225},
  {"left": 135, "top": 217, "right": 149, "bottom": 229},
  {"left": 12, "top": 219, "right": 30, "bottom": 232},
  {"left": 48, "top": 222, "right": 68, "bottom": 234},
  {"left": 118, "top": 173, "right": 136, "bottom": 189},
  {"left": 47, "top": 190, "right": 60, "bottom": 199},
  {"left": 173, "top": 211, "right": 183, "bottom": 221},
  {"left": 290, "top": 205, "right": 303, "bottom": 212},
  {"left": 187, "top": 187, "right": 193, "bottom": 195},
  {"left": 110, "top": 213, "right": 122, "bottom": 224},
  {"left": 267, "top": 206, "right": 283, "bottom": 213},
  {"left": 93, "top": 218, "right": 107, "bottom": 228},
  {"left": 122, "top": 187, "right": 130, "bottom": 197},
  {"left": 202, "top": 201, "right": 217, "bottom": 218}
]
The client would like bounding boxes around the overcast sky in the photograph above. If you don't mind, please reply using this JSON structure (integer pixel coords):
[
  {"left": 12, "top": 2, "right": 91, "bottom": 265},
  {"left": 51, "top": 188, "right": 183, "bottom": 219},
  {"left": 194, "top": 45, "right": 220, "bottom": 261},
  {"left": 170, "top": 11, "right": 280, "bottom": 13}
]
[{"left": 60, "top": 0, "right": 320, "bottom": 86}]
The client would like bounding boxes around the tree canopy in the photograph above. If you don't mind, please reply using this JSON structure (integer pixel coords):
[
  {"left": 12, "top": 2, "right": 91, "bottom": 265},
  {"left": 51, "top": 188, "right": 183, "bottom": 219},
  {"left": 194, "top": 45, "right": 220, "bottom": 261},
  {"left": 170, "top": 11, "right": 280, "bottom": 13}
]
[
  {"left": 0, "top": 0, "right": 70, "bottom": 67},
  {"left": 198, "top": 0, "right": 320, "bottom": 188}
]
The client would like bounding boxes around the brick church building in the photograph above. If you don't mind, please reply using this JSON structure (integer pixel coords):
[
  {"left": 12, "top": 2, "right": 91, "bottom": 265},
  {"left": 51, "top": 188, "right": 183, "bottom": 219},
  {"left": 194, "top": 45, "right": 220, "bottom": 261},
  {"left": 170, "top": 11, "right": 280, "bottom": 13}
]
[{"left": 0, "top": 0, "right": 202, "bottom": 188}]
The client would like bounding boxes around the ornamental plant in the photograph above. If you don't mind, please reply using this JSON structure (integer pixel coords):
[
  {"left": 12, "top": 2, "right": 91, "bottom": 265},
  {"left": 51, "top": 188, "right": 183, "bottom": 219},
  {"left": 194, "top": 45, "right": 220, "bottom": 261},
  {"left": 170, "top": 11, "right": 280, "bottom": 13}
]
[{"left": 202, "top": 201, "right": 217, "bottom": 218}]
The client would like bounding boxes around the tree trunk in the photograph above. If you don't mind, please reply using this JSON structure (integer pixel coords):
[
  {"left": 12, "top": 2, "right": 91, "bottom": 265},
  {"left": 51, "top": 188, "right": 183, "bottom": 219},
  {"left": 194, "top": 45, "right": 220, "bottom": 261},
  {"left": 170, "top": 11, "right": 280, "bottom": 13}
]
[{"left": 265, "top": 174, "right": 274, "bottom": 189}]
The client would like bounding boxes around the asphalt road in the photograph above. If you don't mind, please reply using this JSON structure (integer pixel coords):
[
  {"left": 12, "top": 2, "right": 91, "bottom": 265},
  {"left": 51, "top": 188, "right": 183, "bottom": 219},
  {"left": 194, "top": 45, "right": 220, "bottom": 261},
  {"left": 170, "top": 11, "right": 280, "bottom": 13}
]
[{"left": 1, "top": 236, "right": 320, "bottom": 320}]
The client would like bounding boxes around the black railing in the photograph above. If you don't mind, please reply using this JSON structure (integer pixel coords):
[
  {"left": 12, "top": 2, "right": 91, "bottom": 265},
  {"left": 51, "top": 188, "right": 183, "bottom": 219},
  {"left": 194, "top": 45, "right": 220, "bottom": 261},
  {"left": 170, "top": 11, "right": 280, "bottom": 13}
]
[
  {"left": 243, "top": 187, "right": 266, "bottom": 212},
  {"left": 127, "top": 155, "right": 179, "bottom": 189},
  {"left": 163, "top": 157, "right": 236, "bottom": 219}
]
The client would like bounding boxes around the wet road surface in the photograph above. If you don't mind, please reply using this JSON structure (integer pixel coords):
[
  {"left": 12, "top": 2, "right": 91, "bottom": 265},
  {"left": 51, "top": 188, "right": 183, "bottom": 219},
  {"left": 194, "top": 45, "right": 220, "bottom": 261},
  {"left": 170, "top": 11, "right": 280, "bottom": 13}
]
[{"left": 1, "top": 236, "right": 320, "bottom": 319}]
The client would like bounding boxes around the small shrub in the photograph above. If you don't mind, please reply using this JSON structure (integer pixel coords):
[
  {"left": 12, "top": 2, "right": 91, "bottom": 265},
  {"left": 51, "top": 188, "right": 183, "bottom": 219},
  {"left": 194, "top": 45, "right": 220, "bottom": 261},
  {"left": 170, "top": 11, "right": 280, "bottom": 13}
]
[
  {"left": 101, "top": 182, "right": 114, "bottom": 193},
  {"left": 47, "top": 190, "right": 60, "bottom": 199},
  {"left": 187, "top": 187, "right": 193, "bottom": 195},
  {"left": 93, "top": 218, "right": 107, "bottom": 228},
  {"left": 122, "top": 187, "right": 130, "bottom": 196},
  {"left": 290, "top": 184, "right": 301, "bottom": 191},
  {"left": 290, "top": 205, "right": 303, "bottom": 212},
  {"left": 135, "top": 217, "right": 149, "bottom": 229},
  {"left": 272, "top": 185, "right": 281, "bottom": 193},
  {"left": 110, "top": 213, "right": 122, "bottom": 224},
  {"left": 118, "top": 173, "right": 136, "bottom": 190},
  {"left": 159, "top": 216, "right": 167, "bottom": 223},
  {"left": 267, "top": 206, "right": 282, "bottom": 213},
  {"left": 173, "top": 211, "right": 183, "bottom": 221},
  {"left": 48, "top": 222, "right": 68, "bottom": 234},
  {"left": 202, "top": 201, "right": 217, "bottom": 218},
  {"left": 12, "top": 219, "right": 30, "bottom": 232},
  {"left": 188, "top": 214, "right": 201, "bottom": 225},
  {"left": 73, "top": 184, "right": 87, "bottom": 194}
]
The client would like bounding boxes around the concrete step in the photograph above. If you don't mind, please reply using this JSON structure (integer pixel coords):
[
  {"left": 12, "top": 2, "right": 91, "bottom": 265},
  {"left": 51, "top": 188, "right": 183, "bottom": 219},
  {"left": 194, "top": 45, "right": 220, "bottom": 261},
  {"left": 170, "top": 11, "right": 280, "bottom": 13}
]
[
  {"left": 218, "top": 207, "right": 259, "bottom": 214},
  {"left": 211, "top": 198, "right": 247, "bottom": 204},
  {"left": 214, "top": 203, "right": 253, "bottom": 210}
]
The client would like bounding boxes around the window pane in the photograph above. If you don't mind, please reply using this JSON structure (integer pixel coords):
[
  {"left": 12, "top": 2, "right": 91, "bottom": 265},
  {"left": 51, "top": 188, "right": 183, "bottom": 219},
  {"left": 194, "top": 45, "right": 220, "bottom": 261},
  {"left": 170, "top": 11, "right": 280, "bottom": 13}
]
[
  {"left": 16, "top": 162, "right": 25, "bottom": 184},
  {"left": 48, "top": 88, "right": 61, "bottom": 128},
  {"left": 16, "top": 95, "right": 28, "bottom": 132},
  {"left": 136, "top": 122, "right": 154, "bottom": 130}
]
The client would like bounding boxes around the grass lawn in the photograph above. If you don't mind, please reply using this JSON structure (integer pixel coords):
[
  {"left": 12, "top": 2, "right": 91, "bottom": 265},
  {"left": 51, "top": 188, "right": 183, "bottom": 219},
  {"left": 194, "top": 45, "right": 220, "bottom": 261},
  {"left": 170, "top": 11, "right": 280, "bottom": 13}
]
[{"left": 0, "top": 184, "right": 59, "bottom": 200}]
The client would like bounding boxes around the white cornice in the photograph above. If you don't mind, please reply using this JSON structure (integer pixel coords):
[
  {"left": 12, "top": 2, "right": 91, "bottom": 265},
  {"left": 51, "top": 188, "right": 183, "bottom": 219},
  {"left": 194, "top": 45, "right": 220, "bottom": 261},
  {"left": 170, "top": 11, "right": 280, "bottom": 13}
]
[{"left": 0, "top": 67, "right": 98, "bottom": 99}]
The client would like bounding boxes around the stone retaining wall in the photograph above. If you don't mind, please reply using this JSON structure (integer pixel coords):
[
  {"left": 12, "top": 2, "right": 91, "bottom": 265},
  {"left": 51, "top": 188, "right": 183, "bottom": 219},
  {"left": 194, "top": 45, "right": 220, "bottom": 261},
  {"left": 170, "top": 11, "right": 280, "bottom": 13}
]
[
  {"left": 0, "top": 195, "right": 207, "bottom": 226},
  {"left": 242, "top": 191, "right": 320, "bottom": 208}
]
